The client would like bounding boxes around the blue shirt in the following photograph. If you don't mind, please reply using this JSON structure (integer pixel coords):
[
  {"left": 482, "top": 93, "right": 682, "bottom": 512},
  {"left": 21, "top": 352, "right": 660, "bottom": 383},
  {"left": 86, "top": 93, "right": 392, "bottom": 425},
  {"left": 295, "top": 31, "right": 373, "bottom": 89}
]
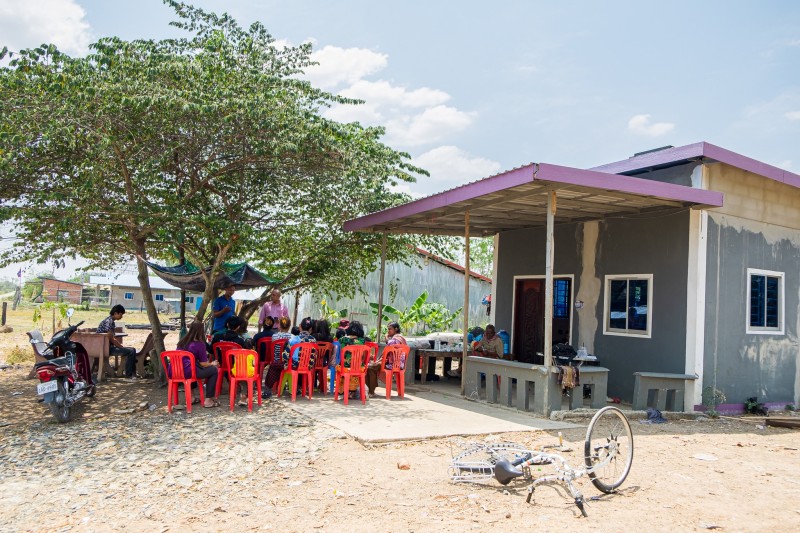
[{"left": 212, "top": 295, "right": 235, "bottom": 332}]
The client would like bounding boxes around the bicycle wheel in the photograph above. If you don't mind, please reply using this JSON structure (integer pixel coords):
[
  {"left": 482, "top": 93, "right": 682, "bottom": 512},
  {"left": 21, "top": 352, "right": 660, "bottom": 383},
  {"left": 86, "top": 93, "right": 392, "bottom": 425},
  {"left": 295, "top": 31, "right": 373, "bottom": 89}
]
[{"left": 584, "top": 406, "right": 633, "bottom": 493}]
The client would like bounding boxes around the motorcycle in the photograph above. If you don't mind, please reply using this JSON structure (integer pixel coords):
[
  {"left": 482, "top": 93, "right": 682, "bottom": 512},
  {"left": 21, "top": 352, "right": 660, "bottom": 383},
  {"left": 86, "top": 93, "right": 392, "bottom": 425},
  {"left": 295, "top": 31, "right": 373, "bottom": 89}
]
[{"left": 34, "top": 309, "right": 95, "bottom": 423}]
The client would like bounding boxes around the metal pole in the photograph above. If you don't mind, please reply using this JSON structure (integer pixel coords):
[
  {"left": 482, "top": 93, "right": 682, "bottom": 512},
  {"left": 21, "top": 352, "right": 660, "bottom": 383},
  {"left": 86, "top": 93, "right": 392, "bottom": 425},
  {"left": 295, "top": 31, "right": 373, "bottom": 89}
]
[
  {"left": 543, "top": 191, "right": 556, "bottom": 415},
  {"left": 461, "top": 211, "right": 470, "bottom": 396},
  {"left": 376, "top": 232, "right": 388, "bottom": 340}
]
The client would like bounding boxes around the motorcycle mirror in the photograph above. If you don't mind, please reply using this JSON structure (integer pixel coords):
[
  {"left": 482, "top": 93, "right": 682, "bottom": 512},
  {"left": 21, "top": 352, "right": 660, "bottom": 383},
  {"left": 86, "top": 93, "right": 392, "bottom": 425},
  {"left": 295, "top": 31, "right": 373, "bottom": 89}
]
[{"left": 66, "top": 308, "right": 75, "bottom": 323}]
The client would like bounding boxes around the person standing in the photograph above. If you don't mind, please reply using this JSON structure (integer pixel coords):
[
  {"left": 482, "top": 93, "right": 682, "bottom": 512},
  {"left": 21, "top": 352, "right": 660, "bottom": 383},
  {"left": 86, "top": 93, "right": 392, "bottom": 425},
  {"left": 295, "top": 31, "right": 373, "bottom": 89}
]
[
  {"left": 258, "top": 289, "right": 288, "bottom": 332},
  {"left": 211, "top": 282, "right": 236, "bottom": 334},
  {"left": 366, "top": 322, "right": 407, "bottom": 396},
  {"left": 97, "top": 304, "right": 137, "bottom": 379}
]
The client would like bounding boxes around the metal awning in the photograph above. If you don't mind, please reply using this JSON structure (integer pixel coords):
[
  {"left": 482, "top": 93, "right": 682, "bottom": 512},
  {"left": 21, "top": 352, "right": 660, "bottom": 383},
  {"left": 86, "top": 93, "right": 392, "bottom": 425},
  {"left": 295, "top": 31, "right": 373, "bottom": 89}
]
[{"left": 344, "top": 162, "right": 724, "bottom": 236}]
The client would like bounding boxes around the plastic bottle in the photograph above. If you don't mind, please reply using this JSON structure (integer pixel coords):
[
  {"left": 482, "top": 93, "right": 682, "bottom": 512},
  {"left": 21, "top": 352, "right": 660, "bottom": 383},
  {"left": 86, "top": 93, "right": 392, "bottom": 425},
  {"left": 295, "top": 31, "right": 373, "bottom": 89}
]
[{"left": 497, "top": 330, "right": 510, "bottom": 354}]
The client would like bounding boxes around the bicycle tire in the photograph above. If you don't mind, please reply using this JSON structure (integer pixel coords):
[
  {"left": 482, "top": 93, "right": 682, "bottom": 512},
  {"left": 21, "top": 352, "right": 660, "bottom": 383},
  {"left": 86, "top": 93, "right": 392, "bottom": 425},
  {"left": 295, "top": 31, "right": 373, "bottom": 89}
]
[{"left": 584, "top": 406, "right": 633, "bottom": 493}]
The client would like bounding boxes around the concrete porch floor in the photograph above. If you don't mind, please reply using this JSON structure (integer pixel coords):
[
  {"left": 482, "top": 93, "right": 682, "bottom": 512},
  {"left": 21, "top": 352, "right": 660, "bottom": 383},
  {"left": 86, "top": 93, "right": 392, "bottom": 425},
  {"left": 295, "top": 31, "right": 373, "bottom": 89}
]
[{"left": 283, "top": 379, "right": 579, "bottom": 443}]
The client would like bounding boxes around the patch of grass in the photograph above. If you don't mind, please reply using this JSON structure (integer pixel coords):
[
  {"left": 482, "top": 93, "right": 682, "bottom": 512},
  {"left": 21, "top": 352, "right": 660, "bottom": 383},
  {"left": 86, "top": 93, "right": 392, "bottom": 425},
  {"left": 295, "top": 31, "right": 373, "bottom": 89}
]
[{"left": 5, "top": 345, "right": 33, "bottom": 365}]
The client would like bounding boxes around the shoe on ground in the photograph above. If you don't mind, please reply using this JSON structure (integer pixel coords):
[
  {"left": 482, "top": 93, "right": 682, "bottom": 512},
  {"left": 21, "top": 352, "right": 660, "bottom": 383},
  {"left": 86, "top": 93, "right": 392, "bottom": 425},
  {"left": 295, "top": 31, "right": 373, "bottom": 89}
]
[
  {"left": 261, "top": 390, "right": 272, "bottom": 400},
  {"left": 125, "top": 375, "right": 139, "bottom": 382}
]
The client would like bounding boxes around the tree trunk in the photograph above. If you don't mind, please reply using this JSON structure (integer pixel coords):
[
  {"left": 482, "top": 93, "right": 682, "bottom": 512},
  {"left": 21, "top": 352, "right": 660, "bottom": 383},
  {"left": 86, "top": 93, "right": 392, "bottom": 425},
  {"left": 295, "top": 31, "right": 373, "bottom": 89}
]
[{"left": 133, "top": 239, "right": 168, "bottom": 386}]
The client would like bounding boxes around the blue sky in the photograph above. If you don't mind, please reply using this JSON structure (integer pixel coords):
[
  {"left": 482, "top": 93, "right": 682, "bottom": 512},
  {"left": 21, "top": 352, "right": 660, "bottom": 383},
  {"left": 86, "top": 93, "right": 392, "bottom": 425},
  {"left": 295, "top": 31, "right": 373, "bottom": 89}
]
[{"left": 1, "top": 0, "right": 799, "bottom": 279}]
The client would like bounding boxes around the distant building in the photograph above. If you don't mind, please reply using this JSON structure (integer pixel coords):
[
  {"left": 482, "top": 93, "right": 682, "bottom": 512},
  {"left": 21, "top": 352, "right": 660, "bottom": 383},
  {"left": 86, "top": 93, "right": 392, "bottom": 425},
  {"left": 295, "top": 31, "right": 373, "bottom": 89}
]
[
  {"left": 87, "top": 274, "right": 203, "bottom": 312},
  {"left": 25, "top": 277, "right": 84, "bottom": 305}
]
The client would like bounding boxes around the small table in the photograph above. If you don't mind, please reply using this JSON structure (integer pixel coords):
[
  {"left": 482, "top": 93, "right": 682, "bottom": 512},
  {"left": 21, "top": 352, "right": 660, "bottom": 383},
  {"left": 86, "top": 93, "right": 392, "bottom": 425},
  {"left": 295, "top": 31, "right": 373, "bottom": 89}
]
[{"left": 417, "top": 349, "right": 464, "bottom": 384}]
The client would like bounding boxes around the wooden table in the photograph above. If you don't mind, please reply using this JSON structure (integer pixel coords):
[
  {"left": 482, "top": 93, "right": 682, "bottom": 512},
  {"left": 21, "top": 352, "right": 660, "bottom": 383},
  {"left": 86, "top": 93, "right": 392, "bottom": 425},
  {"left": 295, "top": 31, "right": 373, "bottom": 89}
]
[{"left": 417, "top": 349, "right": 464, "bottom": 384}]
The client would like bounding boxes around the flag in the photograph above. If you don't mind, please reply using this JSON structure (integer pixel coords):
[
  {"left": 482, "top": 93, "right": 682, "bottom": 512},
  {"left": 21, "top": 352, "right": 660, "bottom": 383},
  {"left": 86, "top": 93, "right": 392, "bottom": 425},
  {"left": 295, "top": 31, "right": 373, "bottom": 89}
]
[{"left": 16, "top": 269, "right": 21, "bottom": 278}]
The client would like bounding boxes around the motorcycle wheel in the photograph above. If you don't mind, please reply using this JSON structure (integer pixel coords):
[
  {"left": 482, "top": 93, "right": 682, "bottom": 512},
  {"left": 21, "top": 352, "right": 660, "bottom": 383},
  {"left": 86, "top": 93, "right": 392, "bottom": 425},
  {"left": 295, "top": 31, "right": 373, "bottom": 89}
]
[
  {"left": 49, "top": 379, "right": 71, "bottom": 423},
  {"left": 86, "top": 384, "right": 96, "bottom": 398}
]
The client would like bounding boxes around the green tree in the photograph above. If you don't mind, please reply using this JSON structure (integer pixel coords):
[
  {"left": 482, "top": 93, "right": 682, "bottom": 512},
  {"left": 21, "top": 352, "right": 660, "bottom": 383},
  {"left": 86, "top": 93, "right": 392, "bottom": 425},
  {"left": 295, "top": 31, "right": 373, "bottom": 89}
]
[{"left": 0, "top": 1, "right": 440, "bottom": 381}]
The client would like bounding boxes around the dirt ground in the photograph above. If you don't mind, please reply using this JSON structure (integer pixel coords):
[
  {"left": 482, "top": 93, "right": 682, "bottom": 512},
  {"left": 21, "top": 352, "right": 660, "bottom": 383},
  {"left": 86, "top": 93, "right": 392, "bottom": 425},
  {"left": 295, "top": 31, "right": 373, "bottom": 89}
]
[{"left": 2, "top": 324, "right": 800, "bottom": 532}]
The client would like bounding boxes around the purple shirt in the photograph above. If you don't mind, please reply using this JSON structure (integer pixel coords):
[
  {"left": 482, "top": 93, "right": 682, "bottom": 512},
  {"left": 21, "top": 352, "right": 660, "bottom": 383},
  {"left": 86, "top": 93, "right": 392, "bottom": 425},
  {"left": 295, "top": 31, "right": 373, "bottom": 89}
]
[
  {"left": 176, "top": 340, "right": 208, "bottom": 376},
  {"left": 259, "top": 301, "right": 289, "bottom": 328}
]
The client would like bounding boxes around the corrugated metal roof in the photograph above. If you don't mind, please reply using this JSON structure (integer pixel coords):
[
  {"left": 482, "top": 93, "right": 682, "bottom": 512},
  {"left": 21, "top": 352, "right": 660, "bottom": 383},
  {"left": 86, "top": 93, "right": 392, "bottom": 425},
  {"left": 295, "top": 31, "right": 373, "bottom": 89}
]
[{"left": 345, "top": 160, "right": 723, "bottom": 236}]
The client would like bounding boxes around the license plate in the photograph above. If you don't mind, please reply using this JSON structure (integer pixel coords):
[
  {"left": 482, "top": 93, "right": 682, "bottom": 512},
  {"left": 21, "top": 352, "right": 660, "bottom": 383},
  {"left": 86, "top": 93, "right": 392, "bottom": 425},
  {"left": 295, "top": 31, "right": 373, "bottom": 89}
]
[{"left": 37, "top": 380, "right": 59, "bottom": 395}]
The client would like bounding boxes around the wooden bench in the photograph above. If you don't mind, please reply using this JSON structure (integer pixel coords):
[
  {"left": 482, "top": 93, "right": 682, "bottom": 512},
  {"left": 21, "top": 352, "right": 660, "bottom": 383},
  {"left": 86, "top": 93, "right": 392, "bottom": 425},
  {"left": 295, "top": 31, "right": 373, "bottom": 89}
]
[{"left": 632, "top": 372, "right": 698, "bottom": 412}]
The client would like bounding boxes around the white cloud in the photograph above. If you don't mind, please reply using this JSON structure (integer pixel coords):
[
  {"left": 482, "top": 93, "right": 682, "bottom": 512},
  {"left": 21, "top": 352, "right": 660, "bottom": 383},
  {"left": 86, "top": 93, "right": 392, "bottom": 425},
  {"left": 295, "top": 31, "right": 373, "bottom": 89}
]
[
  {"left": 411, "top": 146, "right": 502, "bottom": 194},
  {"left": 0, "top": 0, "right": 91, "bottom": 56},
  {"left": 786, "top": 111, "right": 800, "bottom": 121},
  {"left": 386, "top": 105, "right": 475, "bottom": 147},
  {"left": 627, "top": 114, "right": 675, "bottom": 137},
  {"left": 304, "top": 45, "right": 388, "bottom": 89},
  {"left": 340, "top": 80, "right": 450, "bottom": 108}
]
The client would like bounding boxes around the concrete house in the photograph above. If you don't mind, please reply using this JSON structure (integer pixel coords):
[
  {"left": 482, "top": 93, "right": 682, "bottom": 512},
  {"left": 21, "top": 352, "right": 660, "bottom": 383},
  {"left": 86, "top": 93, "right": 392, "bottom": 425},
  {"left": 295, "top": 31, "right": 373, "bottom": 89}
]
[
  {"left": 88, "top": 274, "right": 204, "bottom": 313},
  {"left": 345, "top": 142, "right": 800, "bottom": 412}
]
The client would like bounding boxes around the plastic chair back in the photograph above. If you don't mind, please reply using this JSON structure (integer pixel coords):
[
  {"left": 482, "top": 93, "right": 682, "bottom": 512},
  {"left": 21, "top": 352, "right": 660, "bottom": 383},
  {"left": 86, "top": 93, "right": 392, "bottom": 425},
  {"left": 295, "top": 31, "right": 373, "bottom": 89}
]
[
  {"left": 313, "top": 342, "right": 333, "bottom": 394},
  {"left": 160, "top": 350, "right": 203, "bottom": 413},
  {"left": 380, "top": 344, "right": 411, "bottom": 399},
  {"left": 365, "top": 341, "right": 379, "bottom": 364},
  {"left": 291, "top": 342, "right": 316, "bottom": 370},
  {"left": 256, "top": 338, "right": 274, "bottom": 365},
  {"left": 212, "top": 341, "right": 240, "bottom": 366},
  {"left": 335, "top": 345, "right": 370, "bottom": 405},
  {"left": 226, "top": 349, "right": 261, "bottom": 411}
]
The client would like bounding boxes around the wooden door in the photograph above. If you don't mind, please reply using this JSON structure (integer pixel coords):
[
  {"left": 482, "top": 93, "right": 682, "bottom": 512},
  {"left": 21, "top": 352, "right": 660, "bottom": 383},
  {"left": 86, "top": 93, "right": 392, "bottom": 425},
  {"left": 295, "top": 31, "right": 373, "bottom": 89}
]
[{"left": 513, "top": 278, "right": 572, "bottom": 364}]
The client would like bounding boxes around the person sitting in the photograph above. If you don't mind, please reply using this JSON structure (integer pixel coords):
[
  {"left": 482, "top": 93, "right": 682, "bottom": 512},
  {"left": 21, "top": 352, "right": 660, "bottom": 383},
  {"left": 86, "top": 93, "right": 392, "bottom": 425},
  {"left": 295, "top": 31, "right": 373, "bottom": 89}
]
[
  {"left": 210, "top": 315, "right": 253, "bottom": 350},
  {"left": 252, "top": 315, "right": 275, "bottom": 344},
  {"left": 210, "top": 316, "right": 253, "bottom": 406},
  {"left": 337, "top": 321, "right": 367, "bottom": 399},
  {"left": 262, "top": 316, "right": 292, "bottom": 399},
  {"left": 475, "top": 324, "right": 504, "bottom": 358},
  {"left": 96, "top": 304, "right": 137, "bottom": 379},
  {"left": 366, "top": 321, "right": 407, "bottom": 397},
  {"left": 176, "top": 321, "right": 220, "bottom": 408},
  {"left": 281, "top": 317, "right": 317, "bottom": 391},
  {"left": 211, "top": 282, "right": 236, "bottom": 335}
]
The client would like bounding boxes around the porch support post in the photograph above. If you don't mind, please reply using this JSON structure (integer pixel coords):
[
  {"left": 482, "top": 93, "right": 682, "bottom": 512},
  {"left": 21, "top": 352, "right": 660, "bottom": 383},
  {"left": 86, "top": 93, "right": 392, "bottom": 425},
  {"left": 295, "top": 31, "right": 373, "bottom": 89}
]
[
  {"left": 543, "top": 191, "right": 556, "bottom": 415},
  {"left": 376, "top": 232, "right": 388, "bottom": 340},
  {"left": 461, "top": 211, "right": 470, "bottom": 396}
]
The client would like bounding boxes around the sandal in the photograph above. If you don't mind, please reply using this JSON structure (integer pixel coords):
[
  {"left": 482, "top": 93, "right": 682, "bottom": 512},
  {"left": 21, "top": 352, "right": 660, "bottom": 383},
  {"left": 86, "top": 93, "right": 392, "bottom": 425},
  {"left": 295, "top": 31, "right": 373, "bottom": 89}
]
[{"left": 204, "top": 399, "right": 220, "bottom": 408}]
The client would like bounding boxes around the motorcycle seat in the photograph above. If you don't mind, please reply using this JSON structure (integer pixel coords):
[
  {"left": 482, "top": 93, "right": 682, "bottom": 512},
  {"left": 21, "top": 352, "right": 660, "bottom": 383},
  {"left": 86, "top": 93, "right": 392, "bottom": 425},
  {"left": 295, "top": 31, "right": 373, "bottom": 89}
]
[{"left": 34, "top": 357, "right": 69, "bottom": 369}]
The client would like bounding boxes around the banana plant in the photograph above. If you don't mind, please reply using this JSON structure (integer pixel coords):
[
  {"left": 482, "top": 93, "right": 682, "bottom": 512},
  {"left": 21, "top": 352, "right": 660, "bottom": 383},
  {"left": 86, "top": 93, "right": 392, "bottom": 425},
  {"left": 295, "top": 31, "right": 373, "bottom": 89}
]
[{"left": 369, "top": 290, "right": 430, "bottom": 335}]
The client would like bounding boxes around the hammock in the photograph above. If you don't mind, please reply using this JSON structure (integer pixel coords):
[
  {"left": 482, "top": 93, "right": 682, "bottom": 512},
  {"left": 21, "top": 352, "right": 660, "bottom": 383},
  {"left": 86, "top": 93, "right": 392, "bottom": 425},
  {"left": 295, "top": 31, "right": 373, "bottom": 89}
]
[{"left": 145, "top": 260, "right": 280, "bottom": 292}]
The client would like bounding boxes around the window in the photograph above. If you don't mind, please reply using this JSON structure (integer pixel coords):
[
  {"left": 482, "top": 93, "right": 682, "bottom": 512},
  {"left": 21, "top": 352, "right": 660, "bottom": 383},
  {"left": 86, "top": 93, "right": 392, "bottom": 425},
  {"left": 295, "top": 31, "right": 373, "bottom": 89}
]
[
  {"left": 124, "top": 292, "right": 134, "bottom": 300},
  {"left": 604, "top": 275, "right": 652, "bottom": 337},
  {"left": 185, "top": 296, "right": 195, "bottom": 303},
  {"left": 56, "top": 290, "right": 70, "bottom": 301},
  {"left": 747, "top": 269, "right": 784, "bottom": 334},
  {"left": 553, "top": 279, "right": 571, "bottom": 318},
  {"left": 154, "top": 294, "right": 164, "bottom": 302}
]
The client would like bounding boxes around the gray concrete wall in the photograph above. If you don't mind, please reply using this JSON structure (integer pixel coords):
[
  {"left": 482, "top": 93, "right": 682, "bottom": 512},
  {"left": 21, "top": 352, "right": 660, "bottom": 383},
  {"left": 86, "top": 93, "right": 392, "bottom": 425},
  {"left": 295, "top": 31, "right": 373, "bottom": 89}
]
[
  {"left": 496, "top": 210, "right": 690, "bottom": 401},
  {"left": 703, "top": 214, "right": 800, "bottom": 407}
]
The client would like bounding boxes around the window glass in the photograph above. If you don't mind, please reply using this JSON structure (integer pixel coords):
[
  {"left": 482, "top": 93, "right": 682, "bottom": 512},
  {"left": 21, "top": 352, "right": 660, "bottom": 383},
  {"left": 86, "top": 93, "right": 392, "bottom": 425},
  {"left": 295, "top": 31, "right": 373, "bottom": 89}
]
[
  {"left": 748, "top": 270, "right": 783, "bottom": 333},
  {"left": 155, "top": 294, "right": 164, "bottom": 301},
  {"left": 124, "top": 292, "right": 133, "bottom": 300},
  {"left": 553, "top": 279, "right": 570, "bottom": 318},
  {"left": 605, "top": 275, "right": 651, "bottom": 336}
]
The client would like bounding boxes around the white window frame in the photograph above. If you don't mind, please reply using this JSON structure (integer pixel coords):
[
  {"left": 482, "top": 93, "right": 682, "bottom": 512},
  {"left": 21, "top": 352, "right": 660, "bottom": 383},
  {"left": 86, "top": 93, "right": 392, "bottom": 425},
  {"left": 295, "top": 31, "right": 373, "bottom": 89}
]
[
  {"left": 603, "top": 274, "right": 653, "bottom": 338},
  {"left": 746, "top": 268, "right": 784, "bottom": 335},
  {"left": 124, "top": 292, "right": 134, "bottom": 300}
]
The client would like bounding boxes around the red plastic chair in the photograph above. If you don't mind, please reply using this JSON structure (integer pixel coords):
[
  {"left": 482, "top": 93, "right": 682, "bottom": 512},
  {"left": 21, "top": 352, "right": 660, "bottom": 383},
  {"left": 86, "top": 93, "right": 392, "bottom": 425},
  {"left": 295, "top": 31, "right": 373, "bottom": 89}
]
[
  {"left": 334, "top": 345, "right": 370, "bottom": 405},
  {"left": 277, "top": 342, "right": 316, "bottom": 401},
  {"left": 270, "top": 338, "right": 289, "bottom": 393},
  {"left": 365, "top": 341, "right": 379, "bottom": 365},
  {"left": 160, "top": 350, "right": 204, "bottom": 413},
  {"left": 225, "top": 349, "right": 262, "bottom": 412},
  {"left": 212, "top": 341, "right": 241, "bottom": 397},
  {"left": 380, "top": 344, "right": 411, "bottom": 400},
  {"left": 255, "top": 338, "right": 273, "bottom": 381},
  {"left": 314, "top": 342, "right": 334, "bottom": 394}
]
